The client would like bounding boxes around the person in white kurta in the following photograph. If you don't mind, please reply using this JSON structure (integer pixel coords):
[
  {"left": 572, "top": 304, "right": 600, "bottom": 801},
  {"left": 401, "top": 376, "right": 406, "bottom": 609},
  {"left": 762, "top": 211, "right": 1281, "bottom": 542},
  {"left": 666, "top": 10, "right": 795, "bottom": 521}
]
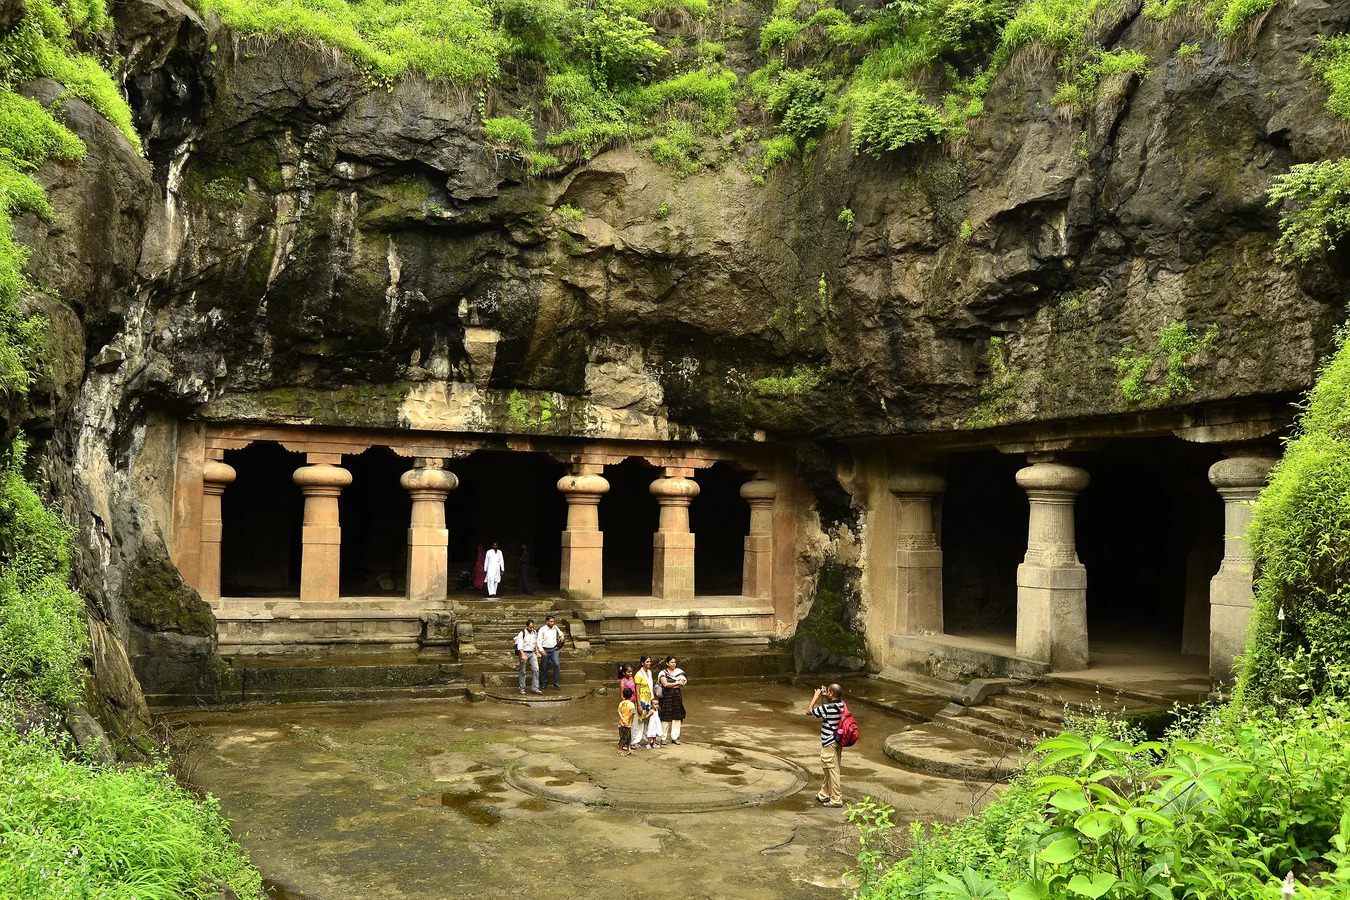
[{"left": 485, "top": 542, "right": 506, "bottom": 597}]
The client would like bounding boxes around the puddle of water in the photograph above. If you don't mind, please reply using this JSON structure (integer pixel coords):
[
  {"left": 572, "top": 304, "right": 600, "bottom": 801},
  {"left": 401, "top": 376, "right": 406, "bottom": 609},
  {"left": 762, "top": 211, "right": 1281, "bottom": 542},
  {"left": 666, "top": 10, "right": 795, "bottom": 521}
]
[
  {"left": 543, "top": 772, "right": 591, "bottom": 786},
  {"left": 416, "top": 793, "right": 501, "bottom": 826},
  {"left": 699, "top": 764, "right": 743, "bottom": 776}
]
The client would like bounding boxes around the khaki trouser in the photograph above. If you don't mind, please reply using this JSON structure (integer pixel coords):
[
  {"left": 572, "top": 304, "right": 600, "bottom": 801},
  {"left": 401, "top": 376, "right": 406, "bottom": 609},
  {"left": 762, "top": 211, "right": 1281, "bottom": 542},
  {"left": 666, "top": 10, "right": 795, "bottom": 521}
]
[{"left": 819, "top": 743, "right": 842, "bottom": 804}]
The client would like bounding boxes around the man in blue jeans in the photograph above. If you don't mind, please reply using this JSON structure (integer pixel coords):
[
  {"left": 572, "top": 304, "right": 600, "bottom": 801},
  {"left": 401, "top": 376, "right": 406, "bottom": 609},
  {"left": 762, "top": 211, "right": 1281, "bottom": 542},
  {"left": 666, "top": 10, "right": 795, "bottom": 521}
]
[
  {"left": 514, "top": 620, "right": 542, "bottom": 695},
  {"left": 537, "top": 615, "right": 566, "bottom": 689}
]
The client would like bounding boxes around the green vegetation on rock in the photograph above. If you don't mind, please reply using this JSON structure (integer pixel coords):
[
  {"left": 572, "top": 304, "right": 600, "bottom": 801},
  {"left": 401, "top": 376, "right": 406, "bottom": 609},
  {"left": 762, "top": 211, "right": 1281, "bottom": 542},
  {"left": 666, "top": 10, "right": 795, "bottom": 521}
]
[
  {"left": 1236, "top": 331, "right": 1350, "bottom": 706},
  {"left": 1266, "top": 35, "right": 1350, "bottom": 264},
  {"left": 0, "top": 436, "right": 85, "bottom": 707},
  {"left": 1111, "top": 320, "right": 1217, "bottom": 405},
  {"left": 0, "top": 0, "right": 141, "bottom": 395},
  {"left": 0, "top": 716, "right": 262, "bottom": 899}
]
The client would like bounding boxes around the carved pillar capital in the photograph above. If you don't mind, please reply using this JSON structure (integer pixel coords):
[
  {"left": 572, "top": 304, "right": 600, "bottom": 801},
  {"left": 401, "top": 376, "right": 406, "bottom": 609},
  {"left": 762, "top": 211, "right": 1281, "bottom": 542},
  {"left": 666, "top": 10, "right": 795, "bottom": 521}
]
[
  {"left": 293, "top": 463, "right": 353, "bottom": 496},
  {"left": 203, "top": 459, "right": 236, "bottom": 495}
]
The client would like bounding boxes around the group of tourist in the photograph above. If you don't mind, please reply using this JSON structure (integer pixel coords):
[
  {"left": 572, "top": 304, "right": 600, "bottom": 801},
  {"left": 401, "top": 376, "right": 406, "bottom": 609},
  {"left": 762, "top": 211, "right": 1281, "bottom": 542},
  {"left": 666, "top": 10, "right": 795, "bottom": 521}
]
[
  {"left": 512, "top": 616, "right": 565, "bottom": 693},
  {"left": 512, "top": 617, "right": 847, "bottom": 810},
  {"left": 616, "top": 655, "right": 687, "bottom": 754}
]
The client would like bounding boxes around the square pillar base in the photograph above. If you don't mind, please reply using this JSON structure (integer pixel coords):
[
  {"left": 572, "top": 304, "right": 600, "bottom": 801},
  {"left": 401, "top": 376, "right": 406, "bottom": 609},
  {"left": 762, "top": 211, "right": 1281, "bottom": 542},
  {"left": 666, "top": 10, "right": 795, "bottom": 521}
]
[
  {"left": 1016, "top": 563, "right": 1088, "bottom": 671},
  {"left": 653, "top": 532, "right": 695, "bottom": 601},
  {"left": 897, "top": 547, "right": 944, "bottom": 635},
  {"left": 1209, "top": 569, "right": 1254, "bottom": 684},
  {"left": 743, "top": 534, "right": 773, "bottom": 600},
  {"left": 561, "top": 530, "right": 604, "bottom": 601},
  {"left": 407, "top": 526, "right": 449, "bottom": 603}
]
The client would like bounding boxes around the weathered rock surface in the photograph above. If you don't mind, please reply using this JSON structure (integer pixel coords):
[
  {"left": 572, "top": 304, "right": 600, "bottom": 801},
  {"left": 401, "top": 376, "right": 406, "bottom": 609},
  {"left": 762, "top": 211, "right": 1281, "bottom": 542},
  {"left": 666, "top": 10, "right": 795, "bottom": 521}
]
[{"left": 1, "top": 0, "right": 1345, "bottom": 710}]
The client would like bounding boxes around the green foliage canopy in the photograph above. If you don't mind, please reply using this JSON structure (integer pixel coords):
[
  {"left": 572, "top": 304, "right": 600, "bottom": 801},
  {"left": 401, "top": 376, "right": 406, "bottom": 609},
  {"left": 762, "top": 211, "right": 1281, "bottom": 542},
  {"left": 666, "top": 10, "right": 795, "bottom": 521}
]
[{"left": 1236, "top": 332, "right": 1350, "bottom": 705}]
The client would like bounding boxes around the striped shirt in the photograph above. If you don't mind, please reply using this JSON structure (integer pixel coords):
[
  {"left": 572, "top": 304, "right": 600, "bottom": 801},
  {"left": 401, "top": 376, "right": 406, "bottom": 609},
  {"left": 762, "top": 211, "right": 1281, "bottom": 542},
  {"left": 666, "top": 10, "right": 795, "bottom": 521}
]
[{"left": 811, "top": 701, "right": 844, "bottom": 746}]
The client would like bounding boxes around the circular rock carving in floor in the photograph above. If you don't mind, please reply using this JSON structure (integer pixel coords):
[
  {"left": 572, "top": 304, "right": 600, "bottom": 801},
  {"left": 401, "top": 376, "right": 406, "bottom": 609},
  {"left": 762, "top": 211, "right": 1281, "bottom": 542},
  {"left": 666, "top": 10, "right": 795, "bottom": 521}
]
[
  {"left": 506, "top": 742, "right": 809, "bottom": 812},
  {"left": 485, "top": 685, "right": 595, "bottom": 704}
]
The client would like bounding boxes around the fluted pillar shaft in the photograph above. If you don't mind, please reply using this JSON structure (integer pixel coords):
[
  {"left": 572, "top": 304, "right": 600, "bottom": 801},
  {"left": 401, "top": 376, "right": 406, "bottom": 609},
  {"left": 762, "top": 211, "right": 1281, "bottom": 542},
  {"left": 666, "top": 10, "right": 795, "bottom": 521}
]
[
  {"left": 651, "top": 467, "right": 699, "bottom": 601},
  {"left": 558, "top": 465, "right": 609, "bottom": 600},
  {"left": 294, "top": 459, "right": 352, "bottom": 603},
  {"left": 402, "top": 459, "right": 458, "bottom": 604},
  {"left": 1208, "top": 452, "right": 1278, "bottom": 683},
  {"left": 200, "top": 458, "right": 236, "bottom": 603},
  {"left": 889, "top": 470, "right": 946, "bottom": 635},
  {"left": 1016, "top": 459, "right": 1090, "bottom": 670},
  {"left": 741, "top": 478, "right": 777, "bottom": 600}
]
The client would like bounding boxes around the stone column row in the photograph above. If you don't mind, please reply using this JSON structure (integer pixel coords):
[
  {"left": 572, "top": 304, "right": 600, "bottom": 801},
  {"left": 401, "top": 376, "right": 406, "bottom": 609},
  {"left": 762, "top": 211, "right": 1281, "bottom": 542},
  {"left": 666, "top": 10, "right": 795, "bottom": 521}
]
[
  {"left": 882, "top": 448, "right": 1276, "bottom": 680},
  {"left": 201, "top": 456, "right": 777, "bottom": 606}
]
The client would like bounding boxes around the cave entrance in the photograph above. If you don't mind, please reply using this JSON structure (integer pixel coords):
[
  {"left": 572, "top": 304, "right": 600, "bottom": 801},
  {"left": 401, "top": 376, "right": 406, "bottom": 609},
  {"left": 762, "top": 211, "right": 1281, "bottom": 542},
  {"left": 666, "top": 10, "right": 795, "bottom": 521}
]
[
  {"left": 941, "top": 450, "right": 1027, "bottom": 641},
  {"left": 444, "top": 450, "right": 568, "bottom": 596},
  {"left": 692, "top": 462, "right": 750, "bottom": 596},
  {"left": 1076, "top": 438, "right": 1223, "bottom": 661},
  {"left": 600, "top": 458, "right": 659, "bottom": 595},
  {"left": 338, "top": 448, "right": 413, "bottom": 596},
  {"left": 220, "top": 442, "right": 305, "bottom": 597}
]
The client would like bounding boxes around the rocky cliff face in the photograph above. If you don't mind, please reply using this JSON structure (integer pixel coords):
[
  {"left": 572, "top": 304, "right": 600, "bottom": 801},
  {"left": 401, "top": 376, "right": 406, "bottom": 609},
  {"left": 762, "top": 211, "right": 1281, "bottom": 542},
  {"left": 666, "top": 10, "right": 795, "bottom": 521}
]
[{"left": 5, "top": 0, "right": 1346, "bottom": 712}]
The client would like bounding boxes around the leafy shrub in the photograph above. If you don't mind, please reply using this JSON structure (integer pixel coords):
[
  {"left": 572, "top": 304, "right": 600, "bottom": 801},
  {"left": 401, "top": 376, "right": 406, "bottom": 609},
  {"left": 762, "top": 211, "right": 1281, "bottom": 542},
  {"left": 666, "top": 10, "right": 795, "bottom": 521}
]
[
  {"left": 495, "top": 0, "right": 569, "bottom": 63},
  {"left": 768, "top": 69, "right": 832, "bottom": 138},
  {"left": 849, "top": 80, "right": 946, "bottom": 155},
  {"left": 1050, "top": 48, "right": 1149, "bottom": 108},
  {"left": 1236, "top": 332, "right": 1350, "bottom": 705},
  {"left": 555, "top": 202, "right": 584, "bottom": 221},
  {"left": 483, "top": 114, "right": 535, "bottom": 149},
  {"left": 577, "top": 8, "right": 667, "bottom": 84},
  {"left": 1268, "top": 158, "right": 1350, "bottom": 265},
  {"left": 0, "top": 717, "right": 262, "bottom": 899},
  {"left": 636, "top": 67, "right": 739, "bottom": 131},
  {"left": 857, "top": 678, "right": 1350, "bottom": 900},
  {"left": 0, "top": 436, "right": 86, "bottom": 707},
  {"left": 759, "top": 132, "right": 800, "bottom": 168},
  {"left": 648, "top": 120, "right": 702, "bottom": 173},
  {"left": 1308, "top": 35, "right": 1350, "bottom": 123},
  {"left": 1111, "top": 320, "right": 1217, "bottom": 404}
]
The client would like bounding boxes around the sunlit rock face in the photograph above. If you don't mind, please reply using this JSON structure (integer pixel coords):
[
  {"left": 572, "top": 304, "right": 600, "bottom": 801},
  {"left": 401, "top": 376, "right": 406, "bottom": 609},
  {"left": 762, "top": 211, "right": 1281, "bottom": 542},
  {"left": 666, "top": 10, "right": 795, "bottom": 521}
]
[{"left": 4, "top": 0, "right": 1346, "bottom": 717}]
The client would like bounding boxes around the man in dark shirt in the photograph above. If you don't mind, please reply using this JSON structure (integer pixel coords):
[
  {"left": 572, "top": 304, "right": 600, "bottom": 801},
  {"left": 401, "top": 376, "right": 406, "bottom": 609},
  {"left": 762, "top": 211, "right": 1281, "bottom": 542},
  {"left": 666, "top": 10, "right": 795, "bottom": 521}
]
[
  {"left": 518, "top": 543, "right": 534, "bottom": 595},
  {"left": 807, "top": 683, "right": 845, "bottom": 808}
]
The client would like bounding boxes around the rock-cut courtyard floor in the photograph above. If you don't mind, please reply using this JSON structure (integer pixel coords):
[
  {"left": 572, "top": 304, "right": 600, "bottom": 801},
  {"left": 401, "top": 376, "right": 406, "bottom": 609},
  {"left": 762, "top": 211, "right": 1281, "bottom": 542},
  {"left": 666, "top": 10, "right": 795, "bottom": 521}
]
[{"left": 171, "top": 681, "right": 990, "bottom": 899}]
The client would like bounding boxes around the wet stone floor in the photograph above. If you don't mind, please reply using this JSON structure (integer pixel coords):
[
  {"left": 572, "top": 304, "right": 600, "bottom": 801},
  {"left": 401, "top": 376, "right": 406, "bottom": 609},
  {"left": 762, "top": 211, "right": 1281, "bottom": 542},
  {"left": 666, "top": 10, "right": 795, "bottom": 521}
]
[{"left": 172, "top": 682, "right": 985, "bottom": 900}]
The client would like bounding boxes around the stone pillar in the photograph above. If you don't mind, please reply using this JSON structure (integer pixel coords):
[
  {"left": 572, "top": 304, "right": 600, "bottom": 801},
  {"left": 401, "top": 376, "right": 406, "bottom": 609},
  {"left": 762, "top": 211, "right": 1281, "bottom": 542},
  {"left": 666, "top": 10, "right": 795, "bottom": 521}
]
[
  {"left": 294, "top": 457, "right": 352, "bottom": 603},
  {"left": 889, "top": 470, "right": 946, "bottom": 635},
  {"left": 741, "top": 478, "right": 777, "bottom": 600},
  {"left": 199, "top": 458, "right": 236, "bottom": 603},
  {"left": 401, "top": 459, "right": 458, "bottom": 604},
  {"left": 1015, "top": 458, "right": 1090, "bottom": 670},
  {"left": 1208, "top": 451, "right": 1278, "bottom": 683},
  {"left": 651, "top": 467, "right": 699, "bottom": 601},
  {"left": 558, "top": 465, "right": 609, "bottom": 601}
]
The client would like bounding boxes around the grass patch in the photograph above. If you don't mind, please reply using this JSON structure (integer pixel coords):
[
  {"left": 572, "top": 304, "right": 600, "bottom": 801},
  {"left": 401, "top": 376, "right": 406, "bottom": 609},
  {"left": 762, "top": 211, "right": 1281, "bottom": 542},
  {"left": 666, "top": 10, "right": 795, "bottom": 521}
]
[{"left": 0, "top": 716, "right": 261, "bottom": 899}]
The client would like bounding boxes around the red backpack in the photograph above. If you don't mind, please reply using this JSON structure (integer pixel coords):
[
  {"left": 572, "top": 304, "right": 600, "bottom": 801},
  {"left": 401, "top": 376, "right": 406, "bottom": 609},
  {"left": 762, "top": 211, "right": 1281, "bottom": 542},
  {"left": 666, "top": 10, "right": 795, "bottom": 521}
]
[{"left": 835, "top": 702, "right": 860, "bottom": 747}]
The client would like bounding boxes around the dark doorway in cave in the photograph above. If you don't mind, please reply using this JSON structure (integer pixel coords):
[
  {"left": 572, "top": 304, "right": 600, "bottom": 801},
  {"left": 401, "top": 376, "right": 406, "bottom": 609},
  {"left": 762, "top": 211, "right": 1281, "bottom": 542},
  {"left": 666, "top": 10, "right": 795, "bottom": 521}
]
[
  {"left": 1076, "top": 438, "right": 1223, "bottom": 654},
  {"left": 600, "top": 458, "right": 659, "bottom": 595},
  {"left": 941, "top": 451, "right": 1028, "bottom": 637},
  {"left": 692, "top": 462, "right": 750, "bottom": 596},
  {"left": 444, "top": 450, "right": 568, "bottom": 593},
  {"left": 220, "top": 442, "right": 305, "bottom": 596},
  {"left": 338, "top": 447, "right": 412, "bottom": 596}
]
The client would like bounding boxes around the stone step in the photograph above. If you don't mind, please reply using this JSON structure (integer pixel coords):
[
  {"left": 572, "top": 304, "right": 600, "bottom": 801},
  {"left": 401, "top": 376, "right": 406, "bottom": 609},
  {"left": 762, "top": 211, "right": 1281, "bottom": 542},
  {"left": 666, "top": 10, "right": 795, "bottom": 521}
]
[
  {"left": 884, "top": 724, "right": 1022, "bottom": 781},
  {"left": 933, "top": 710, "right": 1051, "bottom": 747},
  {"left": 988, "top": 693, "right": 1069, "bottom": 724},
  {"left": 963, "top": 704, "right": 1061, "bottom": 740},
  {"left": 1003, "top": 681, "right": 1155, "bottom": 714}
]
